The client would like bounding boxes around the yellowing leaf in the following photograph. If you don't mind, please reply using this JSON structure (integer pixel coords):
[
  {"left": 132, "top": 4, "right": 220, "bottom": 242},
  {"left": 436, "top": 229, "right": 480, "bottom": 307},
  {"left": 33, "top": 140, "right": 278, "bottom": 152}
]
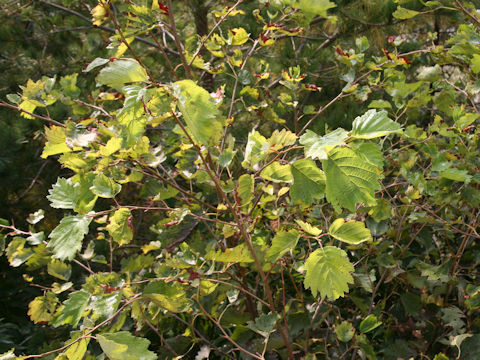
[
  {"left": 28, "top": 292, "right": 58, "bottom": 324},
  {"left": 100, "top": 137, "right": 122, "bottom": 157},
  {"left": 295, "top": 220, "right": 322, "bottom": 236},
  {"left": 143, "top": 281, "right": 192, "bottom": 313},
  {"left": 97, "top": 332, "right": 156, "bottom": 360},
  {"left": 106, "top": 208, "right": 133, "bottom": 245},
  {"left": 304, "top": 246, "right": 354, "bottom": 300},
  {"left": 260, "top": 162, "right": 293, "bottom": 183},
  {"left": 48, "top": 259, "right": 72, "bottom": 281},
  {"left": 229, "top": 28, "right": 249, "bottom": 45},
  {"left": 205, "top": 243, "right": 254, "bottom": 263},
  {"left": 41, "top": 126, "right": 71, "bottom": 159},
  {"left": 328, "top": 218, "right": 372, "bottom": 245}
]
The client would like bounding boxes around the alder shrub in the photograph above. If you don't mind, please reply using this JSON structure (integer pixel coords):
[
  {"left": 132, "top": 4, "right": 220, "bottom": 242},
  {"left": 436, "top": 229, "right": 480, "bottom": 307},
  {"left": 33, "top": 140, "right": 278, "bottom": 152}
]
[{"left": 1, "top": 1, "right": 480, "bottom": 359}]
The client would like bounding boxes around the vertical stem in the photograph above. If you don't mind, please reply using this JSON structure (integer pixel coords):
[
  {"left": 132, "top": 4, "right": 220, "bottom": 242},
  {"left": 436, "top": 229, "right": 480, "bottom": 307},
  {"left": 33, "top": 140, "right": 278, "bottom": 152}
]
[
  {"left": 171, "top": 111, "right": 295, "bottom": 359},
  {"left": 104, "top": 4, "right": 158, "bottom": 85},
  {"left": 166, "top": 0, "right": 193, "bottom": 79}
]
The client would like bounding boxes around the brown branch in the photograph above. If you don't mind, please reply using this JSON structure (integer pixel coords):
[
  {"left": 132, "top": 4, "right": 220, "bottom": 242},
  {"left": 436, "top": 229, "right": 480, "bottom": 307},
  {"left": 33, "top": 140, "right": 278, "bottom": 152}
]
[
  {"left": 0, "top": 100, "right": 65, "bottom": 127},
  {"left": 454, "top": 0, "right": 480, "bottom": 26}
]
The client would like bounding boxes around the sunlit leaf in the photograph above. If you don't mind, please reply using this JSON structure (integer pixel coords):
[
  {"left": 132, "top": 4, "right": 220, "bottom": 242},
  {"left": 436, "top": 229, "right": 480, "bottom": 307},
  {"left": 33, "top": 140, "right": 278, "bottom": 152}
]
[
  {"left": 52, "top": 290, "right": 90, "bottom": 327},
  {"left": 173, "top": 80, "right": 224, "bottom": 146},
  {"left": 48, "top": 215, "right": 91, "bottom": 260},
  {"left": 28, "top": 292, "right": 58, "bottom": 324},
  {"left": 97, "top": 59, "right": 148, "bottom": 85},
  {"left": 300, "top": 128, "right": 348, "bottom": 160},
  {"left": 304, "top": 246, "right": 354, "bottom": 300},
  {"left": 322, "top": 147, "right": 380, "bottom": 211},
  {"left": 97, "top": 331, "right": 156, "bottom": 360},
  {"left": 350, "top": 110, "right": 402, "bottom": 139},
  {"left": 328, "top": 218, "right": 372, "bottom": 245}
]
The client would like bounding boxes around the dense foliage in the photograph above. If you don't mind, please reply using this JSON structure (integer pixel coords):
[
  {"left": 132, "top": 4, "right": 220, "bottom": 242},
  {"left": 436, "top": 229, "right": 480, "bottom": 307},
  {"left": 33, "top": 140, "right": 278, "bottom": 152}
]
[{"left": 1, "top": 0, "right": 480, "bottom": 359}]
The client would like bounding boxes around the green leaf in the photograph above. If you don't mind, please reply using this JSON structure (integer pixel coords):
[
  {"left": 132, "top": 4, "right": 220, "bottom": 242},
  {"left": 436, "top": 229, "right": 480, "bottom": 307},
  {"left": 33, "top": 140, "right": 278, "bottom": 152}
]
[
  {"left": 85, "top": 57, "right": 109, "bottom": 72},
  {"left": 328, "top": 218, "right": 372, "bottom": 245},
  {"left": 335, "top": 321, "right": 355, "bottom": 342},
  {"left": 440, "top": 168, "right": 472, "bottom": 183},
  {"left": 359, "top": 314, "right": 382, "bottom": 333},
  {"left": 368, "top": 99, "right": 392, "bottom": 109},
  {"left": 48, "top": 215, "right": 91, "bottom": 260},
  {"left": 392, "top": 6, "right": 420, "bottom": 20},
  {"left": 247, "top": 312, "right": 280, "bottom": 337},
  {"left": 143, "top": 281, "right": 192, "bottom": 313},
  {"left": 350, "top": 110, "right": 402, "bottom": 139},
  {"left": 90, "top": 173, "right": 122, "bottom": 198},
  {"left": 28, "top": 292, "right": 58, "bottom": 324},
  {"left": 97, "top": 59, "right": 148, "bottom": 86},
  {"left": 300, "top": 128, "right": 348, "bottom": 160},
  {"left": 48, "top": 259, "right": 72, "bottom": 281},
  {"left": 260, "top": 162, "right": 293, "bottom": 183},
  {"left": 267, "top": 230, "right": 300, "bottom": 261},
  {"left": 97, "top": 331, "right": 156, "bottom": 360},
  {"left": 322, "top": 147, "right": 381, "bottom": 212},
  {"left": 205, "top": 244, "right": 254, "bottom": 263},
  {"left": 295, "top": 220, "right": 322, "bottom": 236},
  {"left": 290, "top": 159, "right": 326, "bottom": 204},
  {"left": 353, "top": 142, "right": 384, "bottom": 170},
  {"left": 106, "top": 208, "right": 133, "bottom": 245},
  {"left": 52, "top": 290, "right": 90, "bottom": 327},
  {"left": 304, "top": 246, "right": 354, "bottom": 300},
  {"left": 237, "top": 174, "right": 254, "bottom": 207},
  {"left": 173, "top": 80, "right": 224, "bottom": 146},
  {"left": 73, "top": 174, "right": 98, "bottom": 214},
  {"left": 460, "top": 334, "right": 480, "bottom": 360},
  {"left": 47, "top": 178, "right": 77, "bottom": 209},
  {"left": 293, "top": 0, "right": 336, "bottom": 19}
]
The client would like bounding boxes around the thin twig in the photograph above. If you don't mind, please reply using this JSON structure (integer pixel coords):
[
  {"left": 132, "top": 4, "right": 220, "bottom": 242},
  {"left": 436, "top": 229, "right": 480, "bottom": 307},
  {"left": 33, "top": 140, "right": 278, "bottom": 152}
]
[
  {"left": 188, "top": 0, "right": 244, "bottom": 67},
  {"left": 166, "top": 0, "right": 192, "bottom": 79},
  {"left": 454, "top": 0, "right": 480, "bottom": 26},
  {"left": 0, "top": 101, "right": 64, "bottom": 127},
  {"left": 37, "top": 0, "right": 178, "bottom": 55}
]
